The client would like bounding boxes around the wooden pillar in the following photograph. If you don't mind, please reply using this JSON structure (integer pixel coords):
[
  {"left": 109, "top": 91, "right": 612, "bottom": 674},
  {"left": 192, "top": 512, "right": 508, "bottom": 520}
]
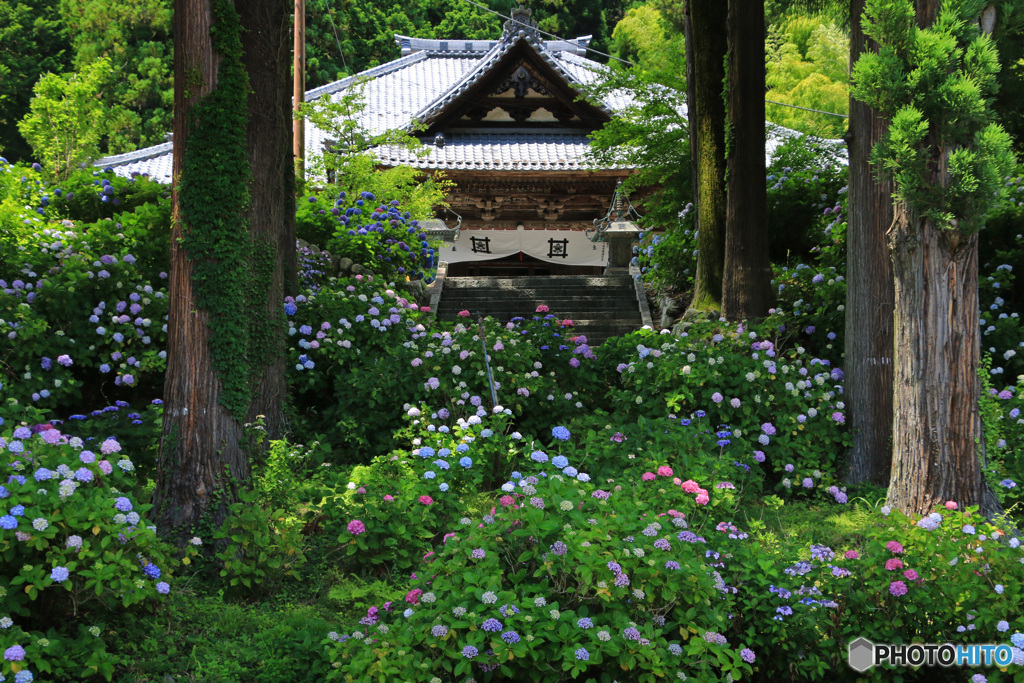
[{"left": 293, "top": 0, "right": 305, "bottom": 179}]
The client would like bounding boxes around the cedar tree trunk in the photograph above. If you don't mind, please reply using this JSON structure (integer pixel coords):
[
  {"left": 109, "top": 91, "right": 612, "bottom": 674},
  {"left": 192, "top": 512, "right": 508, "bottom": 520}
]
[
  {"left": 239, "top": 0, "right": 295, "bottom": 441},
  {"left": 155, "top": 0, "right": 249, "bottom": 538},
  {"left": 886, "top": 212, "right": 994, "bottom": 514},
  {"left": 721, "top": 0, "right": 772, "bottom": 321},
  {"left": 885, "top": 0, "right": 999, "bottom": 517},
  {"left": 683, "top": 0, "right": 727, "bottom": 315},
  {"left": 844, "top": 0, "right": 894, "bottom": 486}
]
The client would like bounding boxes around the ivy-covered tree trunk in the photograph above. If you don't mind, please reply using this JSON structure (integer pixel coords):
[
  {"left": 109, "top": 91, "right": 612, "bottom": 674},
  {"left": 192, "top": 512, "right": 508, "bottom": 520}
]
[
  {"left": 844, "top": 0, "right": 894, "bottom": 486},
  {"left": 721, "top": 0, "right": 771, "bottom": 321},
  {"left": 886, "top": 214, "right": 991, "bottom": 513},
  {"left": 683, "top": 0, "right": 726, "bottom": 315},
  {"left": 155, "top": 0, "right": 252, "bottom": 538},
  {"left": 239, "top": 0, "right": 295, "bottom": 441}
]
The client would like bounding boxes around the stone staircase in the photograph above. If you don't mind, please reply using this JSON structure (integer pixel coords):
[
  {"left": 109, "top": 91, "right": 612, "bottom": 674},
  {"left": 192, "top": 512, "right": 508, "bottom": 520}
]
[{"left": 435, "top": 275, "right": 644, "bottom": 345}]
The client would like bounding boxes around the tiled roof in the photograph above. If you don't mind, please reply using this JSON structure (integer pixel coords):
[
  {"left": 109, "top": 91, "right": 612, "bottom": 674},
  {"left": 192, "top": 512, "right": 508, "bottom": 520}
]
[
  {"left": 95, "top": 32, "right": 844, "bottom": 182},
  {"left": 377, "top": 130, "right": 614, "bottom": 171}
]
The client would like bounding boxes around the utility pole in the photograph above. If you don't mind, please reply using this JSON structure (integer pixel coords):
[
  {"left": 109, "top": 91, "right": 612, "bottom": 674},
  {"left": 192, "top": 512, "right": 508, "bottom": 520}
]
[{"left": 293, "top": 0, "right": 305, "bottom": 180}]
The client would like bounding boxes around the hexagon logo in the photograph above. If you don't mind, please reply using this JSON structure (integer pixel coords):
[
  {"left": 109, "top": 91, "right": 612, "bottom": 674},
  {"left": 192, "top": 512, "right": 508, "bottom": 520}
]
[{"left": 848, "top": 637, "right": 875, "bottom": 672}]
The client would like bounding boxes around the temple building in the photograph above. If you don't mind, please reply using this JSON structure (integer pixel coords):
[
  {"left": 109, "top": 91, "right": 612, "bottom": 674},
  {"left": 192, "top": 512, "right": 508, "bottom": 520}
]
[
  {"left": 98, "top": 6, "right": 817, "bottom": 279},
  {"left": 98, "top": 6, "right": 638, "bottom": 276}
]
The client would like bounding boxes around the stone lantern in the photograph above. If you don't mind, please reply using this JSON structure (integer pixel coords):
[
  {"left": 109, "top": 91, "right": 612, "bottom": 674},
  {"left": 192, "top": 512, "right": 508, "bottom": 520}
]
[{"left": 586, "top": 181, "right": 643, "bottom": 274}]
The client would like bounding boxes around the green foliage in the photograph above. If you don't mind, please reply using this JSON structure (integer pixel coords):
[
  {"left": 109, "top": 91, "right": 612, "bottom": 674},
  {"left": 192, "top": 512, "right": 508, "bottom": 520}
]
[
  {"left": 583, "top": 63, "right": 691, "bottom": 238},
  {"left": 17, "top": 58, "right": 133, "bottom": 180},
  {"left": 0, "top": 163, "right": 172, "bottom": 419},
  {"left": 608, "top": 4, "right": 686, "bottom": 88},
  {"left": 214, "top": 487, "right": 308, "bottom": 594},
  {"left": 321, "top": 439, "right": 753, "bottom": 681},
  {"left": 0, "top": 0, "right": 71, "bottom": 163},
  {"left": 296, "top": 190, "right": 446, "bottom": 282},
  {"left": 59, "top": 0, "right": 174, "bottom": 153},
  {"left": 600, "top": 320, "right": 850, "bottom": 498},
  {"left": 637, "top": 135, "right": 848, "bottom": 294},
  {"left": 765, "top": 15, "right": 850, "bottom": 138},
  {"left": 851, "top": 0, "right": 1017, "bottom": 233},
  {"left": 0, "top": 424, "right": 179, "bottom": 682},
  {"left": 991, "top": 2, "right": 1024, "bottom": 154},
  {"left": 297, "top": 85, "right": 453, "bottom": 248},
  {"left": 176, "top": 0, "right": 257, "bottom": 421}
]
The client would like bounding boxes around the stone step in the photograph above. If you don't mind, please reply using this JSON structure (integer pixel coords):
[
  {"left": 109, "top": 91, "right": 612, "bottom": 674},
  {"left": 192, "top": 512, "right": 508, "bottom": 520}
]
[
  {"left": 435, "top": 275, "right": 644, "bottom": 344},
  {"left": 437, "top": 299, "right": 638, "bottom": 313},
  {"left": 444, "top": 275, "right": 633, "bottom": 290}
]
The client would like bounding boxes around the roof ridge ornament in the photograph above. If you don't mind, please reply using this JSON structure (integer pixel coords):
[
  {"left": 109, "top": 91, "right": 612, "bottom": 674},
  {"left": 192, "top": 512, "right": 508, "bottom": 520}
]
[{"left": 503, "top": 5, "right": 541, "bottom": 42}]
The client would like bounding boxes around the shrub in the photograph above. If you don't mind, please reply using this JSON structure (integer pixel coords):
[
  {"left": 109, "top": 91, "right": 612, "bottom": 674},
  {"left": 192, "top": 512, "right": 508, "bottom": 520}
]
[
  {"left": 0, "top": 423, "right": 178, "bottom": 681},
  {"left": 295, "top": 192, "right": 439, "bottom": 282},
  {"left": 320, "top": 442, "right": 754, "bottom": 682}
]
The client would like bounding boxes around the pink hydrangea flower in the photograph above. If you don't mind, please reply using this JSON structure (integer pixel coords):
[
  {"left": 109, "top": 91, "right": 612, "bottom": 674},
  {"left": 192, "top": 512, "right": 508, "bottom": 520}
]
[
  {"left": 681, "top": 480, "right": 701, "bottom": 494},
  {"left": 383, "top": 494, "right": 394, "bottom": 502},
  {"left": 657, "top": 465, "right": 673, "bottom": 477},
  {"left": 695, "top": 491, "right": 710, "bottom": 506},
  {"left": 536, "top": 304, "right": 550, "bottom": 313},
  {"left": 844, "top": 550, "right": 860, "bottom": 559},
  {"left": 561, "top": 319, "right": 574, "bottom": 326},
  {"left": 903, "top": 569, "right": 919, "bottom": 581},
  {"left": 405, "top": 588, "right": 423, "bottom": 604},
  {"left": 945, "top": 501, "right": 958, "bottom": 510},
  {"left": 356, "top": 486, "right": 366, "bottom": 494},
  {"left": 672, "top": 477, "right": 682, "bottom": 486},
  {"left": 499, "top": 495, "right": 515, "bottom": 507},
  {"left": 418, "top": 495, "right": 434, "bottom": 506},
  {"left": 347, "top": 519, "right": 366, "bottom": 535},
  {"left": 458, "top": 310, "right": 471, "bottom": 317},
  {"left": 642, "top": 472, "right": 656, "bottom": 482},
  {"left": 889, "top": 580, "right": 908, "bottom": 596},
  {"left": 885, "top": 558, "right": 904, "bottom": 571},
  {"left": 886, "top": 541, "right": 904, "bottom": 554},
  {"left": 98, "top": 460, "right": 113, "bottom": 475}
]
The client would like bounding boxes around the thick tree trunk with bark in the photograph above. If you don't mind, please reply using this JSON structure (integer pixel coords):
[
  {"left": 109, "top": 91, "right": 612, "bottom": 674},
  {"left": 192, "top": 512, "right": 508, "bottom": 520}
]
[
  {"left": 886, "top": 211, "right": 995, "bottom": 515},
  {"left": 882, "top": 0, "right": 1000, "bottom": 518},
  {"left": 721, "top": 0, "right": 771, "bottom": 321},
  {"left": 239, "top": 0, "right": 294, "bottom": 441},
  {"left": 844, "top": 0, "right": 894, "bottom": 486},
  {"left": 155, "top": 0, "right": 249, "bottom": 538},
  {"left": 683, "top": 0, "right": 727, "bottom": 315}
]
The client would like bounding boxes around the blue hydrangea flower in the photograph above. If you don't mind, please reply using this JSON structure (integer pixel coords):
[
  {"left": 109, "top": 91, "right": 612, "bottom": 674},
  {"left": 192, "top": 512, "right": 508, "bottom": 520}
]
[
  {"left": 552, "top": 426, "right": 571, "bottom": 441},
  {"left": 0, "top": 515, "right": 17, "bottom": 530},
  {"left": 142, "top": 563, "right": 161, "bottom": 579},
  {"left": 552, "top": 455, "right": 569, "bottom": 469},
  {"left": 456, "top": 444, "right": 469, "bottom": 453},
  {"left": 461, "top": 645, "right": 478, "bottom": 658},
  {"left": 459, "top": 457, "right": 472, "bottom": 468},
  {"left": 574, "top": 647, "right": 589, "bottom": 661},
  {"left": 51, "top": 566, "right": 70, "bottom": 582},
  {"left": 501, "top": 630, "right": 520, "bottom": 644},
  {"left": 10, "top": 505, "right": 24, "bottom": 517}
]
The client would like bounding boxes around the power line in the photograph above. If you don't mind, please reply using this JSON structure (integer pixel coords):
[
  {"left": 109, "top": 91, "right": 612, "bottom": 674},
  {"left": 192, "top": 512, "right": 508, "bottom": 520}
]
[
  {"left": 456, "top": 0, "right": 849, "bottom": 120},
  {"left": 765, "top": 99, "right": 848, "bottom": 118},
  {"left": 325, "top": 0, "right": 348, "bottom": 74}
]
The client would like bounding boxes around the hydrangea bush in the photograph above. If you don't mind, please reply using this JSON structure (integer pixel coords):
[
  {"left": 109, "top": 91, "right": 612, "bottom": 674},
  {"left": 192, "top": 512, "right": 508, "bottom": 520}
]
[
  {"left": 295, "top": 191, "right": 438, "bottom": 282},
  {"left": 602, "top": 323, "right": 850, "bottom": 498},
  {"left": 320, "top": 422, "right": 755, "bottom": 682},
  {"left": 0, "top": 423, "right": 177, "bottom": 681}
]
